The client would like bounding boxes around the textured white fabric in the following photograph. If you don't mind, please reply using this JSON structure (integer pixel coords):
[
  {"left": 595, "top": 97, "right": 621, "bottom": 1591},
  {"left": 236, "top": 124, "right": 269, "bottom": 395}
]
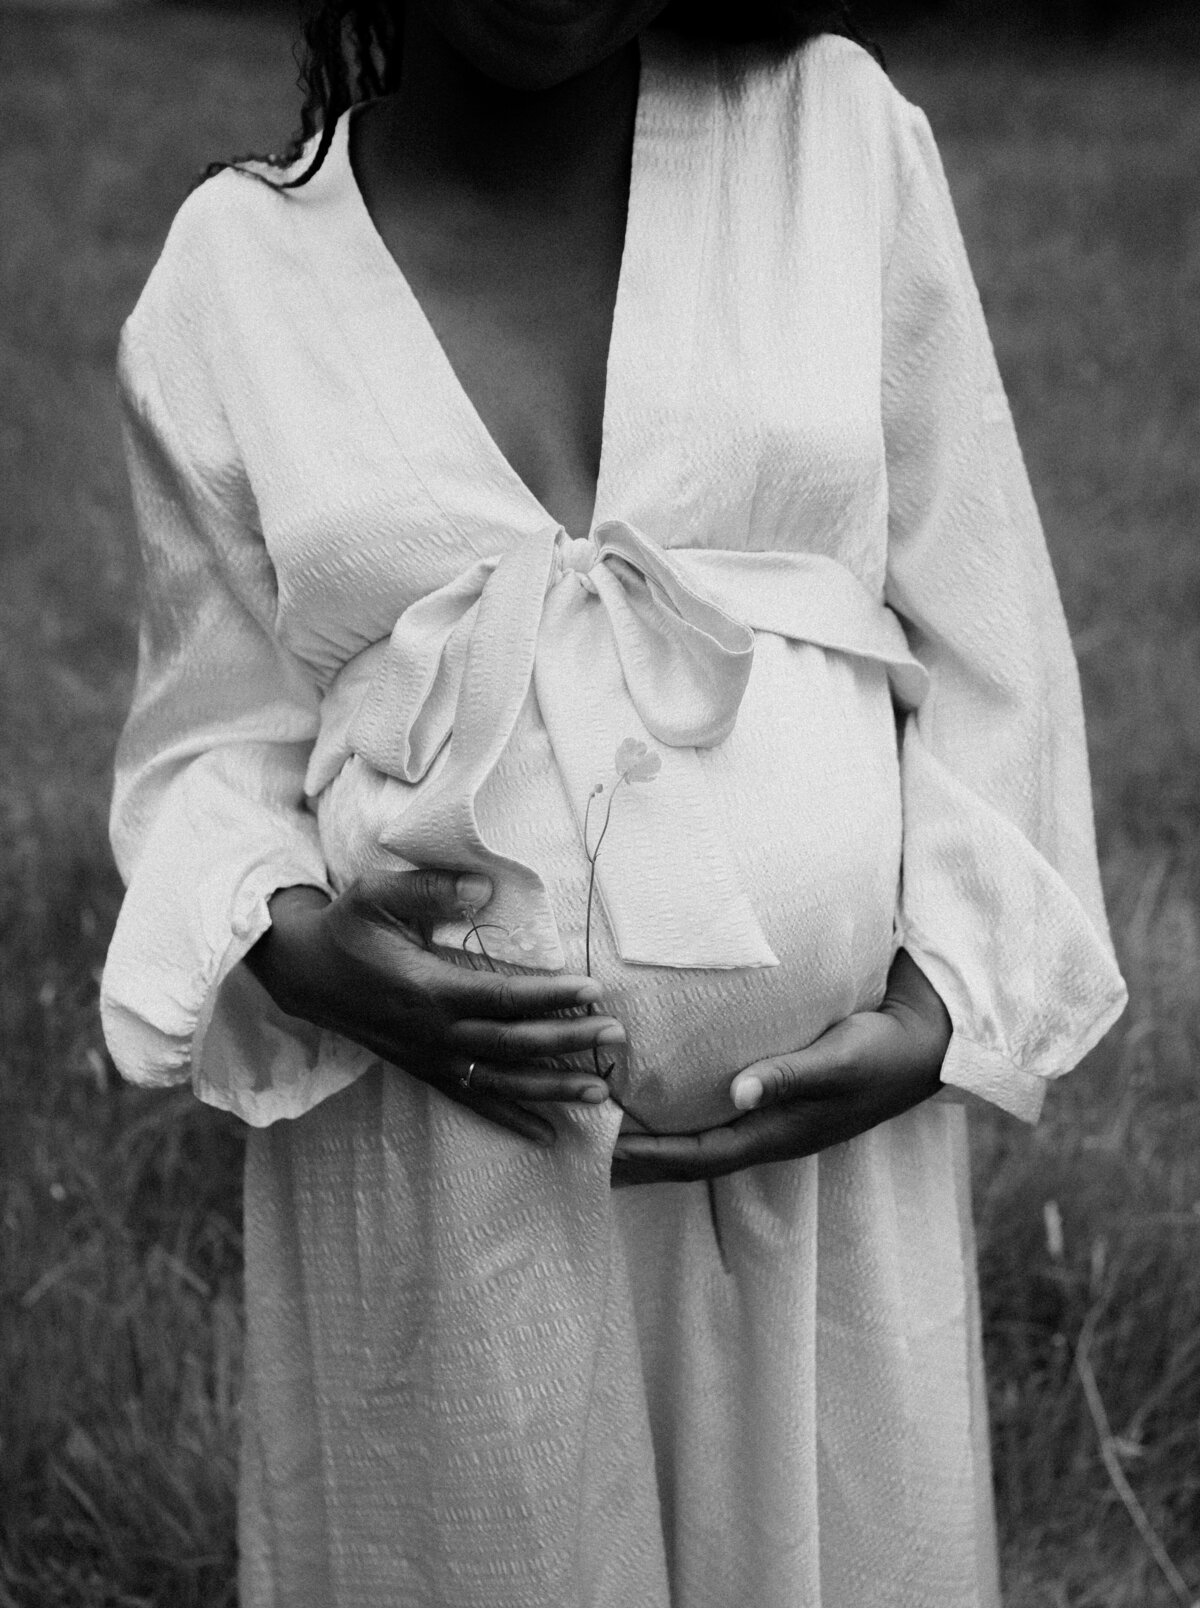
[
  {"left": 324, "top": 519, "right": 928, "bottom": 976},
  {"left": 102, "top": 30, "right": 1126, "bottom": 1607}
]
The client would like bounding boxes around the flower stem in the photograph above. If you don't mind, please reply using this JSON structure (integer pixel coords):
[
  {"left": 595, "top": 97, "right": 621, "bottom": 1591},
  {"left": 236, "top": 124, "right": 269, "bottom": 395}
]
[
  {"left": 463, "top": 918, "right": 499, "bottom": 971},
  {"left": 584, "top": 785, "right": 620, "bottom": 979},
  {"left": 583, "top": 781, "right": 623, "bottom": 1079},
  {"left": 584, "top": 857, "right": 596, "bottom": 982}
]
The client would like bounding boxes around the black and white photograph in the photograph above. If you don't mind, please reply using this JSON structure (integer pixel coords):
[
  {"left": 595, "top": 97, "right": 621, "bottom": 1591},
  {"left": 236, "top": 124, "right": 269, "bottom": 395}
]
[{"left": 2, "top": 0, "right": 1197, "bottom": 1602}]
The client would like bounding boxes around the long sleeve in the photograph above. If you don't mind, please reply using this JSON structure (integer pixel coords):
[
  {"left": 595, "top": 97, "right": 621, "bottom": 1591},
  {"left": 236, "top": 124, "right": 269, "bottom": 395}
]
[
  {"left": 100, "top": 269, "right": 353, "bottom": 1124},
  {"left": 883, "top": 103, "right": 1126, "bottom": 1122}
]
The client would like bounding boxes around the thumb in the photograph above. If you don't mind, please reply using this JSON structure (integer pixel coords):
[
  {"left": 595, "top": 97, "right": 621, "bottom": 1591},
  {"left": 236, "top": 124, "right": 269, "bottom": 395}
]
[
  {"left": 730, "top": 1014, "right": 878, "bottom": 1111},
  {"left": 358, "top": 868, "right": 493, "bottom": 944}
]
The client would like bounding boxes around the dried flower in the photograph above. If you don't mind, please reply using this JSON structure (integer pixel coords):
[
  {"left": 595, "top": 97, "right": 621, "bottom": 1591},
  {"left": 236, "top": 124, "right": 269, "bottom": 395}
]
[
  {"left": 581, "top": 737, "right": 662, "bottom": 1082},
  {"left": 614, "top": 737, "right": 662, "bottom": 784}
]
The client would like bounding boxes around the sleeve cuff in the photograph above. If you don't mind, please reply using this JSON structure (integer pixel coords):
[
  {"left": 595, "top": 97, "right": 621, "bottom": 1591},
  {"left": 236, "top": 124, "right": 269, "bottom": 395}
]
[
  {"left": 192, "top": 872, "right": 376, "bottom": 1126},
  {"left": 102, "top": 862, "right": 376, "bottom": 1126},
  {"left": 937, "top": 1033, "right": 1047, "bottom": 1124},
  {"left": 898, "top": 921, "right": 1127, "bottom": 1126}
]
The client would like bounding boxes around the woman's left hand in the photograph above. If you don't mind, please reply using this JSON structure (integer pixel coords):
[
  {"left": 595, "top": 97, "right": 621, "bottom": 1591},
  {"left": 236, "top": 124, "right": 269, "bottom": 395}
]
[{"left": 610, "top": 949, "right": 952, "bottom": 1186}]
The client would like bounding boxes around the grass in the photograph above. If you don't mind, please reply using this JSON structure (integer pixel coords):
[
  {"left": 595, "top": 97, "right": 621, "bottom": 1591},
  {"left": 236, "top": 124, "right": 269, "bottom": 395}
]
[
  {"left": 893, "top": 41, "right": 1200, "bottom": 1603},
  {"left": 1, "top": 6, "right": 1197, "bottom": 1603}
]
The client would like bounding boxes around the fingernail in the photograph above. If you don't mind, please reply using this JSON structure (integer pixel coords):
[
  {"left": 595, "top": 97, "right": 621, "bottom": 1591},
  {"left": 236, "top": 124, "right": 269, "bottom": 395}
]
[
  {"left": 580, "top": 1085, "right": 609, "bottom": 1104},
  {"left": 732, "top": 1074, "right": 763, "bottom": 1111},
  {"left": 455, "top": 874, "right": 492, "bottom": 910},
  {"left": 595, "top": 1023, "right": 626, "bottom": 1046},
  {"left": 575, "top": 982, "right": 604, "bottom": 1005}
]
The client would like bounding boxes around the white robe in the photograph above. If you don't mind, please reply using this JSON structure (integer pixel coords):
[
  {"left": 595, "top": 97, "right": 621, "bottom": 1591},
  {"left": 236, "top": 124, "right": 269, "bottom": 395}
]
[{"left": 101, "top": 31, "right": 1126, "bottom": 1608}]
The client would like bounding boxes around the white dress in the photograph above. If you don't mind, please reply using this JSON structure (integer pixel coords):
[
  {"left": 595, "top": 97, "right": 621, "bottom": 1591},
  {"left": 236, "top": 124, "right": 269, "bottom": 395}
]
[{"left": 101, "top": 31, "right": 1126, "bottom": 1608}]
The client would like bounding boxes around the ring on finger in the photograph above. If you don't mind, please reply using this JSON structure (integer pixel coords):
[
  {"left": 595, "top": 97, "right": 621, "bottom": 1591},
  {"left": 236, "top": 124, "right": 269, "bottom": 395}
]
[{"left": 460, "top": 1060, "right": 478, "bottom": 1091}]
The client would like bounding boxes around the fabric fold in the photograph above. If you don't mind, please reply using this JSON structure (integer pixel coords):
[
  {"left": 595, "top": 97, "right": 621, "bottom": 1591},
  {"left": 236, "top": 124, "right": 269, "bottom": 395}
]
[{"left": 328, "top": 519, "right": 927, "bottom": 971}]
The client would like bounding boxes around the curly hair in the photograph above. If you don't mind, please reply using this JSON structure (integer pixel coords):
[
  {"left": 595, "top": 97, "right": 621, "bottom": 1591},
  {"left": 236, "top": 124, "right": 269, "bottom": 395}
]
[{"left": 209, "top": 1, "right": 878, "bottom": 189}]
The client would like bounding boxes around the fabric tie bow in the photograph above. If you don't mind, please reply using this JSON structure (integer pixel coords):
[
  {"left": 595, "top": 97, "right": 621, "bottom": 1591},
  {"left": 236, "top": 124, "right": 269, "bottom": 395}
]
[{"left": 308, "top": 520, "right": 927, "bottom": 971}]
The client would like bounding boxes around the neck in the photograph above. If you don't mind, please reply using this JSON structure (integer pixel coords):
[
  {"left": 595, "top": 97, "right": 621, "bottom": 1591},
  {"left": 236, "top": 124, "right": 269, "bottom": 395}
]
[{"left": 375, "top": 9, "right": 640, "bottom": 209}]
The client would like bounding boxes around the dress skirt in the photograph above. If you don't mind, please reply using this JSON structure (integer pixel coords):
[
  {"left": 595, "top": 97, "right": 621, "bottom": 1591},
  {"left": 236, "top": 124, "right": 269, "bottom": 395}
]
[
  {"left": 238, "top": 1076, "right": 998, "bottom": 1608},
  {"left": 235, "top": 635, "right": 1002, "bottom": 1608}
]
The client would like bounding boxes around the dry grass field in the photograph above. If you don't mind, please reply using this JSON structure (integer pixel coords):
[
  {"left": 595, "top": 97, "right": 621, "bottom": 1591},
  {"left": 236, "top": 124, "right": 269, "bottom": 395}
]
[{"left": 1, "top": 6, "right": 1197, "bottom": 1604}]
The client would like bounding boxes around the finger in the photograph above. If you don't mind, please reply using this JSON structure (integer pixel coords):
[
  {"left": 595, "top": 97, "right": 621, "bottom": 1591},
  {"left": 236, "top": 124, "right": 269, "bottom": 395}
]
[
  {"left": 610, "top": 1156, "right": 661, "bottom": 1188},
  {"left": 459, "top": 1061, "right": 611, "bottom": 1106},
  {"left": 422, "top": 957, "right": 605, "bottom": 1019},
  {"left": 445, "top": 1014, "right": 626, "bottom": 1062},
  {"left": 350, "top": 1022, "right": 560, "bottom": 1145},
  {"left": 729, "top": 1013, "right": 888, "bottom": 1112},
  {"left": 610, "top": 1122, "right": 756, "bottom": 1184},
  {"left": 612, "top": 1101, "right": 844, "bottom": 1181},
  {"left": 440, "top": 1083, "right": 558, "bottom": 1146},
  {"left": 356, "top": 867, "right": 494, "bottom": 945}
]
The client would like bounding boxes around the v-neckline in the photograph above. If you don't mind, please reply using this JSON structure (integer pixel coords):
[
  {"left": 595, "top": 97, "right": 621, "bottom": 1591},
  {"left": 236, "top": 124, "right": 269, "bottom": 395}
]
[{"left": 335, "top": 39, "right": 655, "bottom": 543}]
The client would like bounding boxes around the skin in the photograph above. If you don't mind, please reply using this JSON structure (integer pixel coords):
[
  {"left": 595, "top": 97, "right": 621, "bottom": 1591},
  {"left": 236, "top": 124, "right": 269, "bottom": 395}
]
[
  {"left": 350, "top": 0, "right": 669, "bottom": 540},
  {"left": 248, "top": 876, "right": 616, "bottom": 1147},
  {"left": 246, "top": 0, "right": 952, "bottom": 1180}
]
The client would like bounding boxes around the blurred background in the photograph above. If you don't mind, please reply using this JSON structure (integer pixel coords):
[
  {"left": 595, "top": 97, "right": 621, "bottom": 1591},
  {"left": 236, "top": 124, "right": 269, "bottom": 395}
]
[{"left": 1, "top": 0, "right": 1197, "bottom": 1603}]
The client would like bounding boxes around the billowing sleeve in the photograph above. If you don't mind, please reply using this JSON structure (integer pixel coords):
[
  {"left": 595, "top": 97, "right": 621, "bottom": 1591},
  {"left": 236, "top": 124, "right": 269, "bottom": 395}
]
[
  {"left": 100, "top": 268, "right": 363, "bottom": 1124},
  {"left": 882, "top": 103, "right": 1127, "bottom": 1122}
]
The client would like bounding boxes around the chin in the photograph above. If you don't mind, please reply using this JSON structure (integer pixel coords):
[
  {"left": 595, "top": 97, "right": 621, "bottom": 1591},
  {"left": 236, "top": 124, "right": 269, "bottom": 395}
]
[{"left": 429, "top": 0, "right": 657, "bottom": 90}]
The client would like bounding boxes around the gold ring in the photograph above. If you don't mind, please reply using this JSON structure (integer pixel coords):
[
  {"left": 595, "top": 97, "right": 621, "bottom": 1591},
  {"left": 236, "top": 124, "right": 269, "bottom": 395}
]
[{"left": 461, "top": 1060, "right": 477, "bottom": 1090}]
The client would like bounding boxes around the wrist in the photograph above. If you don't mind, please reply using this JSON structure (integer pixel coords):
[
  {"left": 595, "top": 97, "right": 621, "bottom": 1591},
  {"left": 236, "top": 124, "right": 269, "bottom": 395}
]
[
  {"left": 245, "top": 884, "right": 333, "bottom": 1015},
  {"left": 884, "top": 948, "right": 952, "bottom": 1083},
  {"left": 266, "top": 884, "right": 334, "bottom": 923}
]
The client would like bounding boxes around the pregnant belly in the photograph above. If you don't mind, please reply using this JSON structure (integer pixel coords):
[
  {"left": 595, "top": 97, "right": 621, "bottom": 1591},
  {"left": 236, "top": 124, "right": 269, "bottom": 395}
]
[{"left": 317, "top": 636, "right": 902, "bottom": 1133}]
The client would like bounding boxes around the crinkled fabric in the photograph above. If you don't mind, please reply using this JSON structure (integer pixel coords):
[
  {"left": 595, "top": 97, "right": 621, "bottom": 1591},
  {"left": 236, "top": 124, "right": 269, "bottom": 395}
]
[{"left": 102, "top": 31, "right": 1125, "bottom": 1608}]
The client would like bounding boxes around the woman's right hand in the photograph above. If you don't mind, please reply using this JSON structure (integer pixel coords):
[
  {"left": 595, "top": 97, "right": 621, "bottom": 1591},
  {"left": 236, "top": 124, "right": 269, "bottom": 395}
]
[{"left": 244, "top": 871, "right": 623, "bottom": 1145}]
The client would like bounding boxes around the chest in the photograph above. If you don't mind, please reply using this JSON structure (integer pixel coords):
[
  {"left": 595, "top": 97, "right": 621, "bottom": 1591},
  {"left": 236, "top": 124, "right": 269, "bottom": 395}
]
[
  {"left": 224, "top": 56, "right": 894, "bottom": 676},
  {"left": 351, "top": 126, "right": 628, "bottom": 542}
]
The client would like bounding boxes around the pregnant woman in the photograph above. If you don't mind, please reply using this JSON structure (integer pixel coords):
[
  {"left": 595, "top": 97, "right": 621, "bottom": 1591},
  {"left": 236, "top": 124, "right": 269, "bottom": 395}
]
[{"left": 101, "top": 1, "right": 1127, "bottom": 1603}]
